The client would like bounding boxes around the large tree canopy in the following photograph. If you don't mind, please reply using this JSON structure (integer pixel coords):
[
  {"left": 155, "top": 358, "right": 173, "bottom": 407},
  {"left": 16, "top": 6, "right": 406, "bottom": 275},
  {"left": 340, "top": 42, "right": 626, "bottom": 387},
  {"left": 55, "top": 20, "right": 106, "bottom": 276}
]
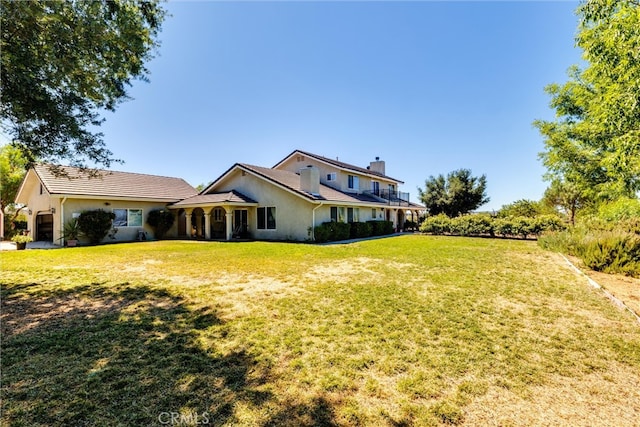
[
  {"left": 0, "top": 144, "right": 29, "bottom": 212},
  {"left": 0, "top": 0, "right": 166, "bottom": 169},
  {"left": 534, "top": 0, "right": 640, "bottom": 200},
  {"left": 418, "top": 169, "right": 489, "bottom": 217}
]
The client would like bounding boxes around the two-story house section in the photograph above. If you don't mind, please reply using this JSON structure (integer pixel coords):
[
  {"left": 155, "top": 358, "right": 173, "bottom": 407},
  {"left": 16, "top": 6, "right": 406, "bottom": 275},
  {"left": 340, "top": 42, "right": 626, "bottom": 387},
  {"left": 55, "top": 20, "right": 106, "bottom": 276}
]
[{"left": 273, "top": 150, "right": 409, "bottom": 205}]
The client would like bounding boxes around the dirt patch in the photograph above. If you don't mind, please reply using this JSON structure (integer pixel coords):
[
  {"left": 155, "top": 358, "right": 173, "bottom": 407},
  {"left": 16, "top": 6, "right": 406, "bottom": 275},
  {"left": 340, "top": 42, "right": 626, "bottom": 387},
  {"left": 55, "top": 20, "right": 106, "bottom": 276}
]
[
  {"left": 464, "top": 364, "right": 640, "bottom": 426},
  {"left": 1, "top": 293, "right": 128, "bottom": 337},
  {"left": 304, "top": 257, "right": 414, "bottom": 284},
  {"left": 567, "top": 255, "right": 640, "bottom": 318}
]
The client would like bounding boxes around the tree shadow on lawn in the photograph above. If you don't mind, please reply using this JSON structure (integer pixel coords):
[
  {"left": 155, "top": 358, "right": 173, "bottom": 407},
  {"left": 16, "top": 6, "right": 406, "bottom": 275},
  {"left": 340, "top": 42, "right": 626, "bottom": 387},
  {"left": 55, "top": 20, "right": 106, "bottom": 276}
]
[{"left": 1, "top": 282, "right": 338, "bottom": 426}]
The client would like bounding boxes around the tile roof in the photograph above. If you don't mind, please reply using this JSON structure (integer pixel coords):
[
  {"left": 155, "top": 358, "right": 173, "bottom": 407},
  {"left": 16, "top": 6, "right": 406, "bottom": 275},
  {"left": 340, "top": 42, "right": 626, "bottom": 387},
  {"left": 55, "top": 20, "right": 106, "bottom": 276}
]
[
  {"left": 276, "top": 149, "right": 404, "bottom": 184},
  {"left": 239, "top": 163, "right": 389, "bottom": 205},
  {"left": 34, "top": 164, "right": 197, "bottom": 201},
  {"left": 172, "top": 190, "right": 257, "bottom": 206}
]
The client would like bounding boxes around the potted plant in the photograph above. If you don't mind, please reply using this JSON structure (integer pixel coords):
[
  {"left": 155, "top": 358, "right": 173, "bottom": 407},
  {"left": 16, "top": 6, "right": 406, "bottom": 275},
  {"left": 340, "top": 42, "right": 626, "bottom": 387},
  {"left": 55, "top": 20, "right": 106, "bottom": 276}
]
[
  {"left": 11, "top": 233, "right": 33, "bottom": 250},
  {"left": 61, "top": 218, "right": 80, "bottom": 247}
]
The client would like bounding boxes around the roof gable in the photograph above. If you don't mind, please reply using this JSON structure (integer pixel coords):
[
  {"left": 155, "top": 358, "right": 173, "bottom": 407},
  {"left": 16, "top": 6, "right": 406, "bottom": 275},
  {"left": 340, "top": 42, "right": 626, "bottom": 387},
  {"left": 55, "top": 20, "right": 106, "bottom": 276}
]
[
  {"left": 206, "top": 163, "right": 390, "bottom": 206},
  {"left": 28, "top": 164, "right": 197, "bottom": 201},
  {"left": 273, "top": 149, "right": 404, "bottom": 184}
]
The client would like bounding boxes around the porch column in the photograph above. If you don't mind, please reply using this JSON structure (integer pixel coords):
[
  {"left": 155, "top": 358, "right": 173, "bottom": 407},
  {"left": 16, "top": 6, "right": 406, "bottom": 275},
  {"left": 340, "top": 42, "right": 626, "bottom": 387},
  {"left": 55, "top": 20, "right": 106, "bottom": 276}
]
[
  {"left": 185, "top": 209, "right": 193, "bottom": 239},
  {"left": 225, "top": 207, "right": 233, "bottom": 241},
  {"left": 204, "top": 212, "right": 211, "bottom": 240}
]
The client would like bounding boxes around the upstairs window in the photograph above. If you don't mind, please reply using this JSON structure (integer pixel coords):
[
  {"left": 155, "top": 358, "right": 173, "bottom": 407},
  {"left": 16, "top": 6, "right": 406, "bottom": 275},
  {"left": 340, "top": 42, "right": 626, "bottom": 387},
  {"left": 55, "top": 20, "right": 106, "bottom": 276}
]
[
  {"left": 327, "top": 173, "right": 336, "bottom": 181},
  {"left": 348, "top": 175, "right": 359, "bottom": 190}
]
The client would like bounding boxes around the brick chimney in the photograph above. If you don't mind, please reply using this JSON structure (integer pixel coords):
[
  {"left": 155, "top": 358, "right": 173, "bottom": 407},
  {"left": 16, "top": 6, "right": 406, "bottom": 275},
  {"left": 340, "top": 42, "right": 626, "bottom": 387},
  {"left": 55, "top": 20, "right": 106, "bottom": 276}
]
[
  {"left": 300, "top": 165, "right": 320, "bottom": 195},
  {"left": 369, "top": 157, "right": 385, "bottom": 175}
]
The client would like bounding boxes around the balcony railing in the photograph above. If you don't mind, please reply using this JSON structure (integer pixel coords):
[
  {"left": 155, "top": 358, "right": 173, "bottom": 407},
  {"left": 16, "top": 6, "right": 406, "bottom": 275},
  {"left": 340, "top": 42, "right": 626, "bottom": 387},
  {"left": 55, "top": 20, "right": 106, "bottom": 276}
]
[{"left": 364, "top": 189, "right": 411, "bottom": 206}]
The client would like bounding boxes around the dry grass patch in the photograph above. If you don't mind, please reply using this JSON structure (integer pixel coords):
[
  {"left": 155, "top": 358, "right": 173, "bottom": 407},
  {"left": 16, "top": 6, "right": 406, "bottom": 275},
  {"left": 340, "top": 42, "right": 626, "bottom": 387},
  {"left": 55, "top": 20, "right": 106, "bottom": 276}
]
[{"left": 2, "top": 236, "right": 640, "bottom": 426}]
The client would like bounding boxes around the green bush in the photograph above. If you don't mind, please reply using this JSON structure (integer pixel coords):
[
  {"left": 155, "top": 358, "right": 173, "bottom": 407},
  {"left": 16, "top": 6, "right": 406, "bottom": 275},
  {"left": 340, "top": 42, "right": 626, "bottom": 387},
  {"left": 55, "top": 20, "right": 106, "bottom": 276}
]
[
  {"left": 147, "top": 209, "right": 175, "bottom": 239},
  {"left": 539, "top": 227, "right": 640, "bottom": 277},
  {"left": 367, "top": 220, "right": 394, "bottom": 236},
  {"left": 350, "top": 221, "right": 372, "bottom": 239},
  {"left": 598, "top": 198, "right": 640, "bottom": 222},
  {"left": 450, "top": 214, "right": 494, "bottom": 236},
  {"left": 577, "top": 232, "right": 640, "bottom": 276},
  {"left": 77, "top": 209, "right": 116, "bottom": 244},
  {"left": 419, "top": 214, "right": 451, "bottom": 235},
  {"left": 313, "top": 222, "right": 351, "bottom": 242}
]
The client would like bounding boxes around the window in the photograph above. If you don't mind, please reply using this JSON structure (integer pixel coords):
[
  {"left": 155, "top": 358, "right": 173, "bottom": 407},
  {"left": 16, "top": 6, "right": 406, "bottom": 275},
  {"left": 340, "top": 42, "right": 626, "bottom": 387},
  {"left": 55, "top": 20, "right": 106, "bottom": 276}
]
[
  {"left": 257, "top": 207, "right": 276, "bottom": 229},
  {"left": 327, "top": 173, "right": 336, "bottom": 181},
  {"left": 213, "top": 208, "right": 224, "bottom": 222},
  {"left": 346, "top": 208, "right": 359, "bottom": 223},
  {"left": 330, "top": 206, "right": 346, "bottom": 222},
  {"left": 372, "top": 208, "right": 377, "bottom": 219},
  {"left": 113, "top": 209, "right": 143, "bottom": 227},
  {"left": 371, "top": 181, "right": 380, "bottom": 196},
  {"left": 348, "top": 175, "right": 359, "bottom": 190},
  {"left": 39, "top": 184, "right": 44, "bottom": 195}
]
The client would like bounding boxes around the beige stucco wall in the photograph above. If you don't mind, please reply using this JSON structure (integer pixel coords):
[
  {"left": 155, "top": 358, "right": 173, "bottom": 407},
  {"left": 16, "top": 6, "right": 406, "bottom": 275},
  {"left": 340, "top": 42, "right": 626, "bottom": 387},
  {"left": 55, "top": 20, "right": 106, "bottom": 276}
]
[
  {"left": 61, "top": 199, "right": 175, "bottom": 244},
  {"left": 276, "top": 155, "right": 397, "bottom": 194},
  {"left": 215, "top": 169, "right": 316, "bottom": 241},
  {"left": 18, "top": 171, "right": 178, "bottom": 243}
]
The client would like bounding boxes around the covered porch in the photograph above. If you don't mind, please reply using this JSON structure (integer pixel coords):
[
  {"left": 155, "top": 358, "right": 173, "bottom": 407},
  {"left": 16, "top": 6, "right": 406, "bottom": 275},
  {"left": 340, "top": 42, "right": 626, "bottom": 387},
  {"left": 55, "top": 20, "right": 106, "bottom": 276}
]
[{"left": 170, "top": 191, "right": 258, "bottom": 241}]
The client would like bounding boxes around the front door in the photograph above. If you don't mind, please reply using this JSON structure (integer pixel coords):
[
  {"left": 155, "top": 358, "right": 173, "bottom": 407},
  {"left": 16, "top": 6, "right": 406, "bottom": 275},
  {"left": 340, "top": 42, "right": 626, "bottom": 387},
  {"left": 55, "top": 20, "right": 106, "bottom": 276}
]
[
  {"left": 36, "top": 214, "right": 54, "bottom": 242},
  {"left": 234, "top": 210, "right": 248, "bottom": 237}
]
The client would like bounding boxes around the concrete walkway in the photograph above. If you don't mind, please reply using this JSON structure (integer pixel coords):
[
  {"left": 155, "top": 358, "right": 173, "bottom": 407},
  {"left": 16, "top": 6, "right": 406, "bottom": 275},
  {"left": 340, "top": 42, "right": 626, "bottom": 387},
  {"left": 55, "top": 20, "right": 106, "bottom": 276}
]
[{"left": 1, "top": 241, "right": 60, "bottom": 251}]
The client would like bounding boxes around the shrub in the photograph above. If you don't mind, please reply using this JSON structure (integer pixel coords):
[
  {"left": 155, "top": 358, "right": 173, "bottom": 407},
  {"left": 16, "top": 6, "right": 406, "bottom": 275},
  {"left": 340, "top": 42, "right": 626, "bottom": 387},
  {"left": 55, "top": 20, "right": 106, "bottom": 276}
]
[
  {"left": 367, "top": 220, "right": 394, "bottom": 236},
  {"left": 147, "top": 209, "right": 175, "bottom": 239},
  {"left": 419, "top": 214, "right": 451, "bottom": 235},
  {"left": 493, "top": 218, "right": 513, "bottom": 238},
  {"left": 577, "top": 232, "right": 640, "bottom": 277},
  {"left": 598, "top": 198, "right": 640, "bottom": 222},
  {"left": 450, "top": 214, "right": 494, "bottom": 236},
  {"left": 77, "top": 209, "right": 116, "bottom": 244},
  {"left": 539, "top": 227, "right": 640, "bottom": 277},
  {"left": 350, "top": 221, "right": 372, "bottom": 239},
  {"left": 313, "top": 222, "right": 351, "bottom": 242}
]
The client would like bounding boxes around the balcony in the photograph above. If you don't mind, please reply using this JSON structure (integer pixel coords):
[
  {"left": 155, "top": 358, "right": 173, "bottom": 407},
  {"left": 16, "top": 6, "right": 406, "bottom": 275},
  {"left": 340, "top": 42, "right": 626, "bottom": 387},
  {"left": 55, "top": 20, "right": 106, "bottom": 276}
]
[{"left": 364, "top": 189, "right": 411, "bottom": 206}]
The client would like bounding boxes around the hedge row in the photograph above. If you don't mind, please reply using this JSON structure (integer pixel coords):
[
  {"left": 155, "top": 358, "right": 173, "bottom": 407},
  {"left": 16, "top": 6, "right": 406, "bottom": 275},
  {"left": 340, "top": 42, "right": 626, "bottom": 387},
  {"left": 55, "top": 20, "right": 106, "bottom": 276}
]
[
  {"left": 313, "top": 220, "right": 395, "bottom": 243},
  {"left": 419, "top": 214, "right": 566, "bottom": 239},
  {"left": 539, "top": 227, "right": 640, "bottom": 277}
]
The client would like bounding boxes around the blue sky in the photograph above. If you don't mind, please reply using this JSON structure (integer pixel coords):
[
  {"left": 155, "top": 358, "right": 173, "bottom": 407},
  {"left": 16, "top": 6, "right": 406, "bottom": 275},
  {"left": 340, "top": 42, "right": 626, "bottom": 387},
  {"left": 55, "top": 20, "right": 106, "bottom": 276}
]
[{"left": 98, "top": 0, "right": 581, "bottom": 211}]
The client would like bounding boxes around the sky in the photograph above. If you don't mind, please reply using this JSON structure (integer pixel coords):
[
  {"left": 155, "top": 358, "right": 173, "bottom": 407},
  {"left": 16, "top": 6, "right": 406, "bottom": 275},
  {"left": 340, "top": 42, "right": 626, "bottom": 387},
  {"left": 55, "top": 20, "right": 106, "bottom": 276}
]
[{"left": 91, "top": 1, "right": 582, "bottom": 210}]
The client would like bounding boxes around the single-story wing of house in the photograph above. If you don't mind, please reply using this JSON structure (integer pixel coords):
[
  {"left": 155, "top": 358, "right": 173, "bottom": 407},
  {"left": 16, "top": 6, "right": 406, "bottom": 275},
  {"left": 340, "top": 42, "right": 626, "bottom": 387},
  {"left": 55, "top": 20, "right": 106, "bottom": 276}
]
[{"left": 15, "top": 149, "right": 424, "bottom": 245}]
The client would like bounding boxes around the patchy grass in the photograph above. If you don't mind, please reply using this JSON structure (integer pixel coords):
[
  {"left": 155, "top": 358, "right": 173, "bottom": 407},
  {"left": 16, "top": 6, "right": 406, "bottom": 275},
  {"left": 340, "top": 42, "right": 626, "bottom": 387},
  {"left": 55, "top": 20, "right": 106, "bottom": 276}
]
[{"left": 2, "top": 236, "right": 640, "bottom": 426}]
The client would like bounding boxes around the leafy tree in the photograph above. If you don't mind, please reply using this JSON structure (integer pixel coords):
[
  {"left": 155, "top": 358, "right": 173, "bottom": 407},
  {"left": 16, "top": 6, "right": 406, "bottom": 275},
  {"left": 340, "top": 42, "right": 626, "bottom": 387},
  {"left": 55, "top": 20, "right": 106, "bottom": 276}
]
[
  {"left": 1, "top": 0, "right": 166, "bottom": 169},
  {"left": 534, "top": 0, "right": 640, "bottom": 200},
  {"left": 77, "top": 209, "right": 116, "bottom": 244},
  {"left": 498, "top": 199, "right": 544, "bottom": 218},
  {"left": 0, "top": 145, "right": 29, "bottom": 214},
  {"left": 418, "top": 169, "right": 489, "bottom": 217},
  {"left": 542, "top": 179, "right": 590, "bottom": 226},
  {"left": 147, "top": 209, "right": 175, "bottom": 239}
]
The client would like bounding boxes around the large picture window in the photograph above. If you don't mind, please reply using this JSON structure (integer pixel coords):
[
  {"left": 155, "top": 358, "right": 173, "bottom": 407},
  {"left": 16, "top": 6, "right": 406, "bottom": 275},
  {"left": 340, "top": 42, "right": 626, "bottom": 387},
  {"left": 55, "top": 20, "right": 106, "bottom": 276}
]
[
  {"left": 257, "top": 207, "right": 276, "bottom": 230},
  {"left": 113, "top": 208, "right": 143, "bottom": 227}
]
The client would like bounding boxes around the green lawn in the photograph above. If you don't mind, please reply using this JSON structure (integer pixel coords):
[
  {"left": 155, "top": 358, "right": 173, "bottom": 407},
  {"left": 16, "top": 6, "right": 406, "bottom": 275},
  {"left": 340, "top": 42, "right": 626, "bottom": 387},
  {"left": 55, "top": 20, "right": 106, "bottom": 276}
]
[{"left": 2, "top": 236, "right": 639, "bottom": 426}]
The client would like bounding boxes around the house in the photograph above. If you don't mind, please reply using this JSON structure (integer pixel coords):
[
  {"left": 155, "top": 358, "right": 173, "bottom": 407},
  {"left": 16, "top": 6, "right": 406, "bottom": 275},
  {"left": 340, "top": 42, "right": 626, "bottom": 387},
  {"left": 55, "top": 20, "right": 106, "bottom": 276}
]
[
  {"left": 171, "top": 150, "right": 423, "bottom": 241},
  {"left": 15, "top": 150, "right": 423, "bottom": 244},
  {"left": 15, "top": 164, "right": 197, "bottom": 244}
]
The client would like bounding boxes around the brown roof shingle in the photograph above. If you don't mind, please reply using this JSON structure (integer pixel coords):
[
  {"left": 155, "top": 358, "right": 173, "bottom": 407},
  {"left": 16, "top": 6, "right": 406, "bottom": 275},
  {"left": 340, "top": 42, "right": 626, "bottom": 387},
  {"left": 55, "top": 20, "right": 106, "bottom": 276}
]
[
  {"left": 172, "top": 190, "right": 257, "bottom": 206},
  {"left": 239, "top": 164, "right": 388, "bottom": 205},
  {"left": 35, "top": 164, "right": 197, "bottom": 201},
  {"left": 275, "top": 149, "right": 404, "bottom": 184}
]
